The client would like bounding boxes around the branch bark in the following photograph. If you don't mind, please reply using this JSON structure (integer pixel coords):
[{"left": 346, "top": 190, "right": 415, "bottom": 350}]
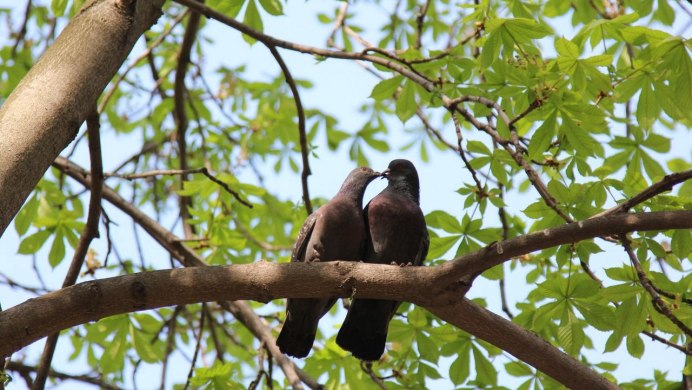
[{"left": 0, "top": 0, "right": 165, "bottom": 236}]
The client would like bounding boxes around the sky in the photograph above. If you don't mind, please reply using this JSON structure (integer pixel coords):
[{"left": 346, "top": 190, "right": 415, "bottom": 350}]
[{"left": 0, "top": 0, "right": 690, "bottom": 388}]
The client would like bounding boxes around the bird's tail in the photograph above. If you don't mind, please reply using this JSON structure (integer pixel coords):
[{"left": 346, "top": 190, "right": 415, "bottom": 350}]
[
  {"left": 276, "top": 298, "right": 332, "bottom": 358},
  {"left": 336, "top": 299, "right": 399, "bottom": 361}
]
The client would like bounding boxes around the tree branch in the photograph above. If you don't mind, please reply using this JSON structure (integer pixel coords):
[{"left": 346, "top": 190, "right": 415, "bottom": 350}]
[
  {"left": 427, "top": 299, "right": 618, "bottom": 389},
  {"left": 34, "top": 109, "right": 103, "bottom": 390},
  {"left": 174, "top": 4, "right": 203, "bottom": 239},
  {"left": 264, "top": 44, "right": 312, "bottom": 215},
  {"left": 594, "top": 169, "right": 692, "bottom": 218},
  {"left": 622, "top": 238, "right": 692, "bottom": 337},
  {"left": 6, "top": 361, "right": 121, "bottom": 390}
]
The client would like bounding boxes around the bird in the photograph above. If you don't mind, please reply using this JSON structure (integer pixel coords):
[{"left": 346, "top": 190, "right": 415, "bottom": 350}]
[
  {"left": 276, "top": 166, "right": 381, "bottom": 358},
  {"left": 336, "top": 159, "right": 429, "bottom": 361}
]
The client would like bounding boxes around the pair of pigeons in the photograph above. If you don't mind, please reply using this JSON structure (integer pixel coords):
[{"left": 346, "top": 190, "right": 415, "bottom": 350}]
[{"left": 276, "top": 159, "right": 429, "bottom": 361}]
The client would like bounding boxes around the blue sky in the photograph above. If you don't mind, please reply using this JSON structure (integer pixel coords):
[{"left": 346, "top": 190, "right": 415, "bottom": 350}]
[{"left": 0, "top": 0, "right": 690, "bottom": 388}]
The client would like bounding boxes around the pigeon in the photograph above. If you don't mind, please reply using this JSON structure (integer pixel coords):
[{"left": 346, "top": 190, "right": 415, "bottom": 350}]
[
  {"left": 336, "top": 159, "right": 429, "bottom": 361},
  {"left": 276, "top": 167, "right": 381, "bottom": 358}
]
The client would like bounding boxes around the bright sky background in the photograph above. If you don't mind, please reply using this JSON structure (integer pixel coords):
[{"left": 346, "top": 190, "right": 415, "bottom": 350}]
[{"left": 0, "top": 0, "right": 690, "bottom": 388}]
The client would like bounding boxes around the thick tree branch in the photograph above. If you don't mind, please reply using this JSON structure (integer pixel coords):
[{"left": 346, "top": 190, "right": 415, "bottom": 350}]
[
  {"left": 428, "top": 299, "right": 618, "bottom": 389},
  {"left": 434, "top": 211, "right": 691, "bottom": 288},
  {"left": 0, "top": 0, "right": 166, "bottom": 236}
]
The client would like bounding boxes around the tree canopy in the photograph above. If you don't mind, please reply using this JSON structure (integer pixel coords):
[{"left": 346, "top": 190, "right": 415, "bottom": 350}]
[{"left": 0, "top": 0, "right": 691, "bottom": 389}]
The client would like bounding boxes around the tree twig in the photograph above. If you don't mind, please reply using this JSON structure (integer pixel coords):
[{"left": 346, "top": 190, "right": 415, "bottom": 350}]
[
  {"left": 264, "top": 44, "right": 312, "bottom": 215},
  {"left": 414, "top": 0, "right": 432, "bottom": 50},
  {"left": 10, "top": 0, "right": 32, "bottom": 57},
  {"left": 7, "top": 361, "right": 121, "bottom": 390},
  {"left": 622, "top": 238, "right": 692, "bottom": 338},
  {"left": 593, "top": 169, "right": 692, "bottom": 218},
  {"left": 451, "top": 111, "right": 483, "bottom": 194},
  {"left": 107, "top": 167, "right": 252, "bottom": 208},
  {"left": 183, "top": 304, "right": 206, "bottom": 390},
  {"left": 98, "top": 9, "right": 189, "bottom": 112}
]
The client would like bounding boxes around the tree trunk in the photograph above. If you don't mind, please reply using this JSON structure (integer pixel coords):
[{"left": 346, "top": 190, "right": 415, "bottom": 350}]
[{"left": 0, "top": 0, "right": 165, "bottom": 236}]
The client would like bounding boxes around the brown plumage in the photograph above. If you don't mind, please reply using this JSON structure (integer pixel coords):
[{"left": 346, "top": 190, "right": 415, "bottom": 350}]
[
  {"left": 336, "top": 159, "right": 429, "bottom": 361},
  {"left": 276, "top": 167, "right": 381, "bottom": 358}
]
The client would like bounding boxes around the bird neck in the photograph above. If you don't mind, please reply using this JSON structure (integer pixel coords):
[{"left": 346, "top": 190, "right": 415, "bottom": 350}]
[
  {"left": 385, "top": 179, "right": 420, "bottom": 204},
  {"left": 335, "top": 183, "right": 367, "bottom": 207}
]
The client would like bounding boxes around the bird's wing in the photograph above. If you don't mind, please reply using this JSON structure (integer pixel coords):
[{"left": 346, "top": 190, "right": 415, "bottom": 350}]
[
  {"left": 415, "top": 226, "right": 429, "bottom": 266},
  {"left": 291, "top": 211, "right": 318, "bottom": 263}
]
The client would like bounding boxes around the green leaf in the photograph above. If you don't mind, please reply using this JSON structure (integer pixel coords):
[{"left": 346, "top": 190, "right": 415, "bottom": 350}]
[
  {"left": 626, "top": 334, "right": 645, "bottom": 358},
  {"left": 370, "top": 76, "right": 403, "bottom": 100},
  {"left": 583, "top": 54, "right": 613, "bottom": 66},
  {"left": 427, "top": 235, "right": 461, "bottom": 259},
  {"left": 417, "top": 332, "right": 439, "bottom": 363},
  {"left": 481, "top": 264, "right": 504, "bottom": 281},
  {"left": 505, "top": 361, "right": 533, "bottom": 377},
  {"left": 574, "top": 301, "right": 615, "bottom": 331},
  {"left": 17, "top": 230, "right": 52, "bottom": 255},
  {"left": 426, "top": 210, "right": 461, "bottom": 233},
  {"left": 257, "top": 0, "right": 283, "bottom": 16},
  {"left": 636, "top": 80, "right": 658, "bottom": 129},
  {"left": 130, "top": 324, "right": 161, "bottom": 363},
  {"left": 51, "top": 0, "right": 69, "bottom": 17},
  {"left": 449, "top": 340, "right": 471, "bottom": 385},
  {"left": 642, "top": 133, "right": 671, "bottom": 153},
  {"left": 561, "top": 118, "right": 603, "bottom": 157},
  {"left": 466, "top": 140, "right": 491, "bottom": 156},
  {"left": 492, "top": 18, "right": 552, "bottom": 41},
  {"left": 528, "top": 111, "right": 556, "bottom": 160},
  {"left": 15, "top": 195, "right": 39, "bottom": 236},
  {"left": 604, "top": 331, "right": 624, "bottom": 353},
  {"left": 555, "top": 37, "right": 579, "bottom": 58},
  {"left": 671, "top": 229, "right": 692, "bottom": 259},
  {"left": 395, "top": 80, "right": 417, "bottom": 123},
  {"left": 472, "top": 345, "right": 497, "bottom": 385},
  {"left": 49, "top": 233, "right": 66, "bottom": 268},
  {"left": 640, "top": 150, "right": 665, "bottom": 180},
  {"left": 601, "top": 284, "right": 639, "bottom": 301},
  {"left": 479, "top": 30, "right": 501, "bottom": 68},
  {"left": 242, "top": 0, "right": 263, "bottom": 45},
  {"left": 408, "top": 307, "right": 427, "bottom": 328}
]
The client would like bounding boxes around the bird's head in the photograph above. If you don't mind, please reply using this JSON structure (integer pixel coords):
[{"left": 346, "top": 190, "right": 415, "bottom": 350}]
[
  {"left": 337, "top": 167, "right": 381, "bottom": 201},
  {"left": 382, "top": 159, "right": 420, "bottom": 203}
]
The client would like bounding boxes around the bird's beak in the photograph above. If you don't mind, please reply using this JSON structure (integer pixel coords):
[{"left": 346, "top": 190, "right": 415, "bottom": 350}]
[{"left": 381, "top": 168, "right": 391, "bottom": 179}]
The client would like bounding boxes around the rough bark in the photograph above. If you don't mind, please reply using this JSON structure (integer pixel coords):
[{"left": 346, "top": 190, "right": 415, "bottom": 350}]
[{"left": 0, "top": 0, "right": 165, "bottom": 236}]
